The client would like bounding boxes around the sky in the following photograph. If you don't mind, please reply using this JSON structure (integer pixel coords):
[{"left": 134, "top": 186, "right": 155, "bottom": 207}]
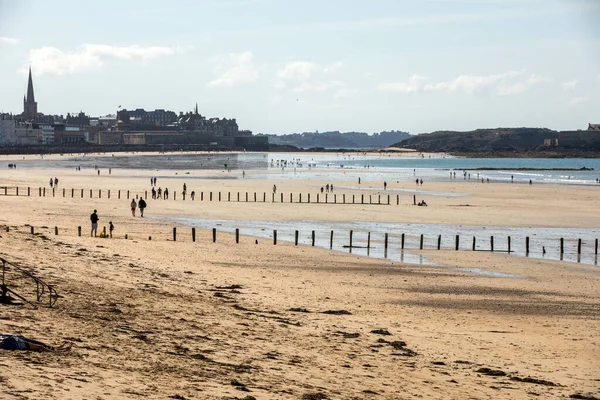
[{"left": 0, "top": 0, "right": 599, "bottom": 135}]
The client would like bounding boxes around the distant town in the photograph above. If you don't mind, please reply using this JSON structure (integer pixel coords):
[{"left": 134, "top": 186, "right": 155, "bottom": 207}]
[{"left": 0, "top": 68, "right": 268, "bottom": 151}]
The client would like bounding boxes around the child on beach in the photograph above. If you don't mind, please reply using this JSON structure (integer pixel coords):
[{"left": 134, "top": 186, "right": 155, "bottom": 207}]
[{"left": 109, "top": 221, "right": 114, "bottom": 238}]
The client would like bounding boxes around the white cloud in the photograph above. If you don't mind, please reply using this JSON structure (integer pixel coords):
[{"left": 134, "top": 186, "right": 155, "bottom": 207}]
[
  {"left": 0, "top": 36, "right": 19, "bottom": 44},
  {"left": 334, "top": 87, "right": 358, "bottom": 99},
  {"left": 208, "top": 51, "right": 259, "bottom": 87},
  {"left": 568, "top": 96, "right": 589, "bottom": 106},
  {"left": 292, "top": 80, "right": 345, "bottom": 93},
  {"left": 23, "top": 44, "right": 175, "bottom": 75},
  {"left": 323, "top": 61, "right": 344, "bottom": 73},
  {"left": 277, "top": 61, "right": 320, "bottom": 81},
  {"left": 376, "top": 74, "right": 428, "bottom": 93},
  {"left": 377, "top": 70, "right": 547, "bottom": 96},
  {"left": 561, "top": 79, "right": 578, "bottom": 91}
]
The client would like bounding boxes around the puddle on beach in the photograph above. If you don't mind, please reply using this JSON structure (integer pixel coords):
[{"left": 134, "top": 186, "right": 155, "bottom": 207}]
[{"left": 149, "top": 217, "right": 599, "bottom": 277}]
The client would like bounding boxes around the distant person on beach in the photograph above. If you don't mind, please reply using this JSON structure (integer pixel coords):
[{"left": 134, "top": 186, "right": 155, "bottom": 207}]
[
  {"left": 358, "top": 177, "right": 361, "bottom": 184},
  {"left": 529, "top": 179, "right": 532, "bottom": 185},
  {"left": 90, "top": 209, "right": 99, "bottom": 237},
  {"left": 138, "top": 198, "right": 147, "bottom": 217},
  {"left": 54, "top": 177, "right": 58, "bottom": 187},
  {"left": 320, "top": 187, "right": 324, "bottom": 193},
  {"left": 183, "top": 183, "right": 187, "bottom": 194},
  {"left": 330, "top": 184, "right": 333, "bottom": 192},
  {"left": 191, "top": 191, "right": 195, "bottom": 200},
  {"left": 150, "top": 178, "right": 154, "bottom": 186},
  {"left": 384, "top": 181, "right": 387, "bottom": 190},
  {"left": 1, "top": 333, "right": 72, "bottom": 352},
  {"left": 243, "top": 170, "right": 246, "bottom": 177},
  {"left": 273, "top": 184, "right": 277, "bottom": 194},
  {"left": 152, "top": 187, "right": 156, "bottom": 199},
  {"left": 130, "top": 199, "right": 137, "bottom": 217},
  {"left": 49, "top": 178, "right": 53, "bottom": 188},
  {"left": 511, "top": 175, "right": 514, "bottom": 183},
  {"left": 109, "top": 221, "right": 114, "bottom": 238},
  {"left": 420, "top": 179, "right": 423, "bottom": 185},
  {"left": 157, "top": 187, "right": 162, "bottom": 199},
  {"left": 326, "top": 184, "right": 329, "bottom": 193},
  {"left": 97, "top": 170, "right": 100, "bottom": 175},
  {"left": 164, "top": 188, "right": 169, "bottom": 199},
  {"left": 415, "top": 178, "right": 419, "bottom": 185},
  {"left": 154, "top": 177, "right": 157, "bottom": 186}
]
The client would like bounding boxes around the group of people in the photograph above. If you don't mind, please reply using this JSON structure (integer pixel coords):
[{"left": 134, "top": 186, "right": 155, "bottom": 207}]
[
  {"left": 89, "top": 210, "right": 114, "bottom": 238},
  {"left": 150, "top": 177, "right": 158, "bottom": 186},
  {"left": 319, "top": 183, "right": 334, "bottom": 193},
  {"left": 151, "top": 187, "right": 168, "bottom": 199},
  {"left": 49, "top": 177, "right": 59, "bottom": 188},
  {"left": 130, "top": 198, "right": 147, "bottom": 217}
]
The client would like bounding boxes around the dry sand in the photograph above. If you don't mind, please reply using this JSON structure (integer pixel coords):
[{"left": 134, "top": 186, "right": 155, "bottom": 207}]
[{"left": 0, "top": 164, "right": 599, "bottom": 399}]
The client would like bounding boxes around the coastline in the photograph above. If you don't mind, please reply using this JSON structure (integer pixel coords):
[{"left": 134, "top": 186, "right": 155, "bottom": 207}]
[{"left": 1, "top": 163, "right": 599, "bottom": 399}]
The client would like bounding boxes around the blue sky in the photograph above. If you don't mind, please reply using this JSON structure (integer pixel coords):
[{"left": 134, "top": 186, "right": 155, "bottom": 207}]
[{"left": 0, "top": 0, "right": 598, "bottom": 134}]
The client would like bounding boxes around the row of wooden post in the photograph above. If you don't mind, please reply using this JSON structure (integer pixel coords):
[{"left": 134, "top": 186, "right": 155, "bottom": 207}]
[
  {"left": 22, "top": 225, "right": 600, "bottom": 257},
  {"left": 1, "top": 186, "right": 412, "bottom": 205}
]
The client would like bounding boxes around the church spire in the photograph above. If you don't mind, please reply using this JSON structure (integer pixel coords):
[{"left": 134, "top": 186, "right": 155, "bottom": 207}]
[
  {"left": 26, "top": 66, "right": 35, "bottom": 103},
  {"left": 195, "top": 102, "right": 198, "bottom": 115}
]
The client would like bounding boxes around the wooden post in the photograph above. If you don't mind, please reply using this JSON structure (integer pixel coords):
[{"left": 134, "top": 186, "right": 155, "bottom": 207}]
[
  {"left": 39, "top": 187, "right": 41, "bottom": 196},
  {"left": 273, "top": 230, "right": 277, "bottom": 245},
  {"left": 254, "top": 192, "right": 257, "bottom": 202},
  {"left": 420, "top": 234, "right": 424, "bottom": 250},
  {"left": 508, "top": 236, "right": 511, "bottom": 253},
  {"left": 52, "top": 188, "right": 55, "bottom": 197},
  {"left": 210, "top": 192, "right": 213, "bottom": 201},
  {"left": 71, "top": 188, "right": 74, "bottom": 197},
  {"left": 272, "top": 192, "right": 275, "bottom": 202},
  {"left": 173, "top": 227, "right": 176, "bottom": 241},
  {"left": 118, "top": 190, "right": 120, "bottom": 199},
  {"left": 201, "top": 192, "right": 204, "bottom": 201},
  {"left": 490, "top": 236, "right": 494, "bottom": 252},
  {"left": 89, "top": 189, "right": 92, "bottom": 198},
  {"left": 27, "top": 187, "right": 30, "bottom": 196},
  {"left": 334, "top": 194, "right": 337, "bottom": 204},
  {"left": 144, "top": 190, "right": 147, "bottom": 199},
  {"left": 343, "top": 194, "right": 345, "bottom": 204},
  {"left": 413, "top": 195, "right": 416, "bottom": 205},
  {"left": 325, "top": 193, "right": 328, "bottom": 203},
  {"left": 369, "top": 195, "right": 372, "bottom": 204},
  {"left": 236, "top": 228, "right": 239, "bottom": 244},
  {"left": 300, "top": 193, "right": 302, "bottom": 203},
  {"left": 212, "top": 228, "right": 216, "bottom": 243},
  {"left": 397, "top": 194, "right": 399, "bottom": 205},
  {"left": 378, "top": 195, "right": 381, "bottom": 204},
  {"left": 349, "top": 230, "right": 353, "bottom": 248},
  {"left": 330, "top": 230, "right": 334, "bottom": 249},
  {"left": 108, "top": 190, "right": 110, "bottom": 199},
  {"left": 263, "top": 192, "right": 265, "bottom": 202},
  {"left": 577, "top": 238, "right": 582, "bottom": 255},
  {"left": 219, "top": 192, "right": 222, "bottom": 202},
  {"left": 54, "top": 226, "right": 58, "bottom": 235},
  {"left": 455, "top": 235, "right": 460, "bottom": 251},
  {"left": 174, "top": 191, "right": 176, "bottom": 200},
  {"left": 192, "top": 227, "right": 196, "bottom": 242},
  {"left": 99, "top": 189, "right": 101, "bottom": 198},
  {"left": 295, "top": 230, "right": 299, "bottom": 246},
  {"left": 82, "top": 189, "right": 84, "bottom": 198},
  {"left": 437, "top": 235, "right": 441, "bottom": 250},
  {"left": 352, "top": 194, "right": 355, "bottom": 204},
  {"left": 43, "top": 187, "right": 46, "bottom": 196},
  {"left": 30, "top": 226, "right": 34, "bottom": 234},
  {"left": 384, "top": 233, "right": 389, "bottom": 251},
  {"left": 560, "top": 237, "right": 564, "bottom": 255},
  {"left": 312, "top": 230, "right": 315, "bottom": 246},
  {"left": 182, "top": 191, "right": 185, "bottom": 201},
  {"left": 16, "top": 187, "right": 19, "bottom": 196},
  {"left": 290, "top": 193, "right": 293, "bottom": 203},
  {"left": 317, "top": 193, "right": 319, "bottom": 203},
  {"left": 77, "top": 226, "right": 81, "bottom": 236},
  {"left": 308, "top": 193, "right": 311, "bottom": 203},
  {"left": 228, "top": 192, "right": 231, "bottom": 202},
  {"left": 62, "top": 188, "right": 65, "bottom": 197},
  {"left": 127, "top": 190, "right": 129, "bottom": 199},
  {"left": 237, "top": 192, "right": 240, "bottom": 202},
  {"left": 361, "top": 194, "right": 364, "bottom": 204},
  {"left": 387, "top": 194, "right": 390, "bottom": 205},
  {"left": 595, "top": 238, "right": 598, "bottom": 255},
  {"left": 526, "top": 236, "right": 530, "bottom": 254},
  {"left": 401, "top": 233, "right": 405, "bottom": 249},
  {"left": 472, "top": 236, "right": 476, "bottom": 251},
  {"left": 367, "top": 232, "right": 371, "bottom": 249},
  {"left": 246, "top": 192, "right": 248, "bottom": 202},
  {"left": 280, "top": 193, "right": 283, "bottom": 203}
]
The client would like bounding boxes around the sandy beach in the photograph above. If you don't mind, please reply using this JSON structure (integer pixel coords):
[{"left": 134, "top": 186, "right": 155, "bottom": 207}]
[{"left": 1, "top": 159, "right": 599, "bottom": 399}]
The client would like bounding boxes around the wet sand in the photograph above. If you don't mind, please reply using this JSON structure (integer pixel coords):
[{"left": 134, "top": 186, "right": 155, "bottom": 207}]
[{"left": 1, "top": 165, "right": 599, "bottom": 399}]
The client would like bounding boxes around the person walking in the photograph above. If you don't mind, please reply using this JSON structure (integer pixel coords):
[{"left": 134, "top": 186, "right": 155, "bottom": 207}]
[
  {"left": 164, "top": 188, "right": 169, "bottom": 199},
  {"left": 49, "top": 178, "right": 53, "bottom": 188},
  {"left": 109, "top": 221, "right": 114, "bottom": 238},
  {"left": 130, "top": 199, "right": 137, "bottom": 217},
  {"left": 138, "top": 198, "right": 147, "bottom": 217},
  {"left": 384, "top": 181, "right": 387, "bottom": 190},
  {"left": 54, "top": 177, "right": 58, "bottom": 187},
  {"left": 90, "top": 210, "right": 99, "bottom": 237}
]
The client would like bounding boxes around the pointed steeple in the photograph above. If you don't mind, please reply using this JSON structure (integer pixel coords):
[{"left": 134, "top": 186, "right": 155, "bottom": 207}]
[
  {"left": 195, "top": 102, "right": 198, "bottom": 115},
  {"left": 26, "top": 67, "right": 35, "bottom": 103}
]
